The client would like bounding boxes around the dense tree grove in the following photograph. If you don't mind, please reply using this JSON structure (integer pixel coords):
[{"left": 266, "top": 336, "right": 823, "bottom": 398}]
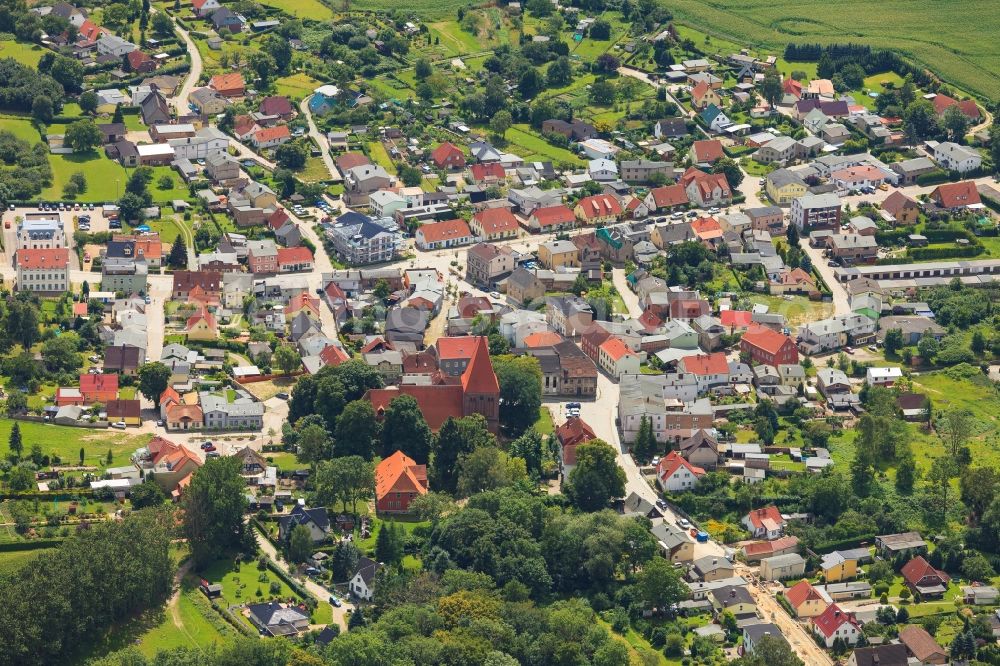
[{"left": 0, "top": 511, "right": 174, "bottom": 666}]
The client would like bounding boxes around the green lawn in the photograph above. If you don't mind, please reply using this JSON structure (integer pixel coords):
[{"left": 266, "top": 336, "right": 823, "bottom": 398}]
[
  {"left": 506, "top": 124, "right": 585, "bottom": 167},
  {"left": 0, "top": 114, "right": 41, "bottom": 143},
  {"left": 366, "top": 141, "right": 396, "bottom": 171},
  {"left": 137, "top": 576, "right": 233, "bottom": 656},
  {"left": 0, "top": 547, "right": 55, "bottom": 574},
  {"left": 144, "top": 215, "right": 190, "bottom": 245},
  {"left": 664, "top": 1, "right": 1000, "bottom": 103},
  {"left": 146, "top": 166, "right": 193, "bottom": 203},
  {"left": 42, "top": 152, "right": 128, "bottom": 202},
  {"left": 355, "top": 518, "right": 429, "bottom": 558},
  {"left": 274, "top": 73, "right": 322, "bottom": 102},
  {"left": 748, "top": 294, "right": 834, "bottom": 328},
  {"left": 0, "top": 418, "right": 151, "bottom": 470},
  {"left": 0, "top": 40, "right": 45, "bottom": 67},
  {"left": 428, "top": 20, "right": 490, "bottom": 57},
  {"left": 864, "top": 71, "right": 906, "bottom": 91},
  {"left": 534, "top": 406, "right": 554, "bottom": 436},
  {"left": 263, "top": 451, "right": 307, "bottom": 471},
  {"left": 300, "top": 156, "right": 332, "bottom": 183},
  {"left": 200, "top": 556, "right": 301, "bottom": 618}
]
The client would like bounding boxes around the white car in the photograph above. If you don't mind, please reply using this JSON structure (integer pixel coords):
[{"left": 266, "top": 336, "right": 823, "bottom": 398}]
[
  {"left": 111, "top": 421, "right": 127, "bottom": 429},
  {"left": 677, "top": 518, "right": 691, "bottom": 529},
  {"left": 489, "top": 291, "right": 502, "bottom": 299}
]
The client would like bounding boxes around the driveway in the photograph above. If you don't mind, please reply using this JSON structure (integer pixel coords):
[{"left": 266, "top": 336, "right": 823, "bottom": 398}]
[
  {"left": 799, "top": 238, "right": 850, "bottom": 315},
  {"left": 299, "top": 96, "right": 342, "bottom": 182},
  {"left": 164, "top": 8, "right": 203, "bottom": 112}
]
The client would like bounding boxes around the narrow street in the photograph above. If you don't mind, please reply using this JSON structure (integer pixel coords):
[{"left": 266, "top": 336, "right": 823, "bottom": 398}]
[
  {"left": 254, "top": 523, "right": 351, "bottom": 631},
  {"left": 299, "top": 96, "right": 342, "bottom": 182},
  {"left": 734, "top": 563, "right": 835, "bottom": 665},
  {"left": 163, "top": 9, "right": 203, "bottom": 112},
  {"left": 799, "top": 238, "right": 851, "bottom": 315}
]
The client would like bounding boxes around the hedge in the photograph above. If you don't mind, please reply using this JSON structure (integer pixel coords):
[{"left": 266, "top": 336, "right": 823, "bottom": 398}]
[
  {"left": 265, "top": 558, "right": 316, "bottom": 606},
  {"left": 0, "top": 490, "right": 95, "bottom": 501},
  {"left": 812, "top": 533, "right": 877, "bottom": 553},
  {"left": 776, "top": 592, "right": 795, "bottom": 616},
  {"left": 908, "top": 244, "right": 984, "bottom": 260},
  {"left": 211, "top": 600, "right": 259, "bottom": 637},
  {"left": 0, "top": 538, "right": 65, "bottom": 552},
  {"left": 915, "top": 170, "right": 951, "bottom": 186}
]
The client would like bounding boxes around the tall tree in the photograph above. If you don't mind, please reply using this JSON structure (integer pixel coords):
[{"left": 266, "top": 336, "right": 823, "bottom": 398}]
[
  {"left": 181, "top": 457, "right": 248, "bottom": 567},
  {"left": 493, "top": 355, "right": 542, "bottom": 436},
  {"left": 8, "top": 422, "right": 22, "bottom": 459},
  {"left": 381, "top": 394, "right": 434, "bottom": 463},
  {"left": 314, "top": 456, "right": 375, "bottom": 513},
  {"left": 137, "top": 362, "right": 171, "bottom": 404},
  {"left": 374, "top": 521, "right": 404, "bottom": 566},
  {"left": 566, "top": 439, "right": 625, "bottom": 511},
  {"left": 273, "top": 345, "right": 301, "bottom": 375},
  {"left": 334, "top": 399, "right": 380, "bottom": 459},
  {"left": 288, "top": 524, "right": 312, "bottom": 563},
  {"left": 167, "top": 235, "right": 186, "bottom": 268},
  {"left": 430, "top": 415, "right": 495, "bottom": 493},
  {"left": 632, "top": 415, "right": 657, "bottom": 462},
  {"left": 635, "top": 556, "right": 688, "bottom": 610},
  {"left": 455, "top": 446, "right": 528, "bottom": 497},
  {"left": 295, "top": 421, "right": 333, "bottom": 465},
  {"left": 940, "top": 409, "right": 973, "bottom": 457}
]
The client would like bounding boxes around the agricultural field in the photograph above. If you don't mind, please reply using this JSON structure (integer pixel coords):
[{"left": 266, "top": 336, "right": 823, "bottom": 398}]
[
  {"left": 349, "top": 0, "right": 470, "bottom": 21},
  {"left": 257, "top": 0, "right": 332, "bottom": 20},
  {"left": 662, "top": 0, "right": 1000, "bottom": 103}
]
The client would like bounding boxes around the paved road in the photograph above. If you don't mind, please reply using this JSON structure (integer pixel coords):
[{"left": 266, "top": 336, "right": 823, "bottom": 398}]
[
  {"left": 299, "top": 96, "right": 342, "bottom": 182},
  {"left": 166, "top": 10, "right": 203, "bottom": 112},
  {"left": 799, "top": 238, "right": 850, "bottom": 316},
  {"left": 254, "top": 523, "right": 351, "bottom": 631},
  {"left": 611, "top": 268, "right": 641, "bottom": 316}
]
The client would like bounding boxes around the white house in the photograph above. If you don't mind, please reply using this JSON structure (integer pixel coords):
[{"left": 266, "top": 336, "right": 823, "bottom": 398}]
[
  {"left": 866, "top": 366, "right": 902, "bottom": 387},
  {"left": 933, "top": 142, "right": 983, "bottom": 173},
  {"left": 579, "top": 138, "right": 619, "bottom": 160},
  {"left": 598, "top": 338, "right": 641, "bottom": 379},
  {"left": 349, "top": 557, "right": 383, "bottom": 601},
  {"left": 656, "top": 451, "right": 705, "bottom": 492},
  {"left": 811, "top": 604, "right": 862, "bottom": 648},
  {"left": 168, "top": 127, "right": 229, "bottom": 161},
  {"left": 588, "top": 158, "right": 619, "bottom": 181},
  {"left": 742, "top": 506, "right": 786, "bottom": 540}
]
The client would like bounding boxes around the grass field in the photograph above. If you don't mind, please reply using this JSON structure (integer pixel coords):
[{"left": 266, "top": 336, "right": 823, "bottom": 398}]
[
  {"left": 147, "top": 166, "right": 193, "bottom": 203},
  {"left": 506, "top": 124, "right": 586, "bottom": 167},
  {"left": 274, "top": 73, "right": 322, "bottom": 102},
  {"left": 349, "top": 0, "right": 472, "bottom": 20},
  {"left": 0, "top": 40, "right": 45, "bottom": 67},
  {"left": 0, "top": 418, "right": 151, "bottom": 470},
  {"left": 748, "top": 294, "right": 834, "bottom": 327},
  {"left": 366, "top": 141, "right": 396, "bottom": 171},
  {"left": 257, "top": 0, "right": 331, "bottom": 20},
  {"left": 300, "top": 156, "right": 332, "bottom": 183},
  {"left": 663, "top": 0, "right": 1000, "bottom": 103},
  {"left": 42, "top": 152, "right": 128, "bottom": 202},
  {"left": 0, "top": 114, "right": 41, "bottom": 143},
  {"left": 0, "top": 548, "right": 54, "bottom": 574},
  {"left": 428, "top": 20, "right": 489, "bottom": 57},
  {"left": 137, "top": 577, "right": 233, "bottom": 657}
]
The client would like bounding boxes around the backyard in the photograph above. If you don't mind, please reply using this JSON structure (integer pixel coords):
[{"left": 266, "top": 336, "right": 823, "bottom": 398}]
[
  {"left": 0, "top": 418, "right": 152, "bottom": 470},
  {"left": 41, "top": 152, "right": 129, "bottom": 202}
]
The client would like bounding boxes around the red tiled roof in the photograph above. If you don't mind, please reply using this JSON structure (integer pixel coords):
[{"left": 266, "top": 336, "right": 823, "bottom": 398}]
[
  {"left": 931, "top": 93, "right": 980, "bottom": 120},
  {"left": 831, "top": 165, "right": 884, "bottom": 183},
  {"left": 210, "top": 72, "right": 245, "bottom": 93},
  {"left": 431, "top": 141, "right": 464, "bottom": 168},
  {"left": 690, "top": 216, "right": 723, "bottom": 239},
  {"left": 336, "top": 152, "right": 370, "bottom": 172},
  {"left": 277, "top": 245, "right": 313, "bottom": 265},
  {"left": 460, "top": 336, "right": 499, "bottom": 395},
  {"left": 368, "top": 384, "right": 464, "bottom": 431},
  {"left": 375, "top": 450, "right": 428, "bottom": 501},
  {"left": 185, "top": 306, "right": 216, "bottom": 331},
  {"left": 268, "top": 208, "right": 291, "bottom": 230},
  {"left": 932, "top": 181, "right": 981, "bottom": 208},
  {"left": 779, "top": 268, "right": 815, "bottom": 286},
  {"left": 720, "top": 310, "right": 752, "bottom": 328},
  {"left": 106, "top": 399, "right": 140, "bottom": 418},
  {"left": 901, "top": 556, "right": 950, "bottom": 587},
  {"left": 126, "top": 50, "right": 152, "bottom": 69},
  {"left": 165, "top": 403, "right": 203, "bottom": 423},
  {"left": 648, "top": 184, "right": 688, "bottom": 208},
  {"left": 160, "top": 387, "right": 181, "bottom": 405},
  {"left": 657, "top": 451, "right": 705, "bottom": 480},
  {"left": 78, "top": 19, "right": 103, "bottom": 41},
  {"left": 882, "top": 191, "right": 919, "bottom": 216},
  {"left": 691, "top": 139, "right": 724, "bottom": 164},
  {"left": 782, "top": 78, "right": 802, "bottom": 97},
  {"left": 898, "top": 625, "right": 946, "bottom": 662},
  {"left": 470, "top": 162, "right": 505, "bottom": 181},
  {"left": 18, "top": 248, "right": 69, "bottom": 270},
  {"left": 599, "top": 337, "right": 634, "bottom": 362},
  {"left": 284, "top": 291, "right": 320, "bottom": 316},
  {"left": 259, "top": 95, "right": 293, "bottom": 116},
  {"left": 680, "top": 167, "right": 731, "bottom": 199},
  {"left": 742, "top": 325, "right": 795, "bottom": 355},
  {"left": 473, "top": 207, "right": 519, "bottom": 234},
  {"left": 532, "top": 205, "right": 575, "bottom": 227},
  {"left": 80, "top": 373, "right": 119, "bottom": 394},
  {"left": 812, "top": 604, "right": 860, "bottom": 639},
  {"left": 679, "top": 352, "right": 728, "bottom": 376},
  {"left": 523, "top": 331, "right": 564, "bottom": 348},
  {"left": 556, "top": 416, "right": 596, "bottom": 448},
  {"left": 436, "top": 336, "right": 479, "bottom": 361},
  {"left": 638, "top": 308, "right": 662, "bottom": 331},
  {"left": 233, "top": 115, "right": 258, "bottom": 137},
  {"left": 785, "top": 579, "right": 823, "bottom": 609},
  {"left": 743, "top": 535, "right": 799, "bottom": 558},
  {"left": 253, "top": 125, "right": 291, "bottom": 143},
  {"left": 576, "top": 194, "right": 623, "bottom": 220},
  {"left": 319, "top": 344, "right": 350, "bottom": 367},
  {"left": 744, "top": 505, "right": 784, "bottom": 530},
  {"left": 691, "top": 80, "right": 711, "bottom": 101},
  {"left": 417, "top": 218, "right": 472, "bottom": 244}
]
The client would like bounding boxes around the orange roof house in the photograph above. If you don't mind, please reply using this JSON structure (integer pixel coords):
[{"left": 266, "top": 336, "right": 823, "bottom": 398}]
[
  {"left": 646, "top": 184, "right": 689, "bottom": 211},
  {"left": 209, "top": 72, "right": 245, "bottom": 97},
  {"left": 79, "top": 373, "right": 119, "bottom": 403},
  {"left": 931, "top": 93, "right": 980, "bottom": 120},
  {"left": 471, "top": 208, "right": 519, "bottom": 239},
  {"left": 185, "top": 307, "right": 217, "bottom": 341},
  {"left": 415, "top": 218, "right": 473, "bottom": 250},
  {"left": 375, "top": 450, "right": 428, "bottom": 514},
  {"left": 319, "top": 344, "right": 351, "bottom": 370},
  {"left": 742, "top": 505, "right": 786, "bottom": 539},
  {"left": 530, "top": 205, "right": 576, "bottom": 230},
  {"left": 656, "top": 451, "right": 705, "bottom": 491},
  {"left": 431, "top": 142, "right": 465, "bottom": 170},
  {"left": 690, "top": 216, "right": 724, "bottom": 245},
  {"left": 144, "top": 436, "right": 203, "bottom": 500},
  {"left": 284, "top": 291, "right": 321, "bottom": 319},
  {"left": 556, "top": 416, "right": 596, "bottom": 467},
  {"left": 469, "top": 162, "right": 505, "bottom": 183},
  {"left": 574, "top": 194, "right": 623, "bottom": 224},
  {"left": 785, "top": 580, "right": 829, "bottom": 618},
  {"left": 740, "top": 325, "right": 799, "bottom": 367},
  {"left": 522, "top": 331, "right": 564, "bottom": 348},
  {"left": 930, "top": 181, "right": 981, "bottom": 210},
  {"left": 690, "top": 139, "right": 724, "bottom": 165}
]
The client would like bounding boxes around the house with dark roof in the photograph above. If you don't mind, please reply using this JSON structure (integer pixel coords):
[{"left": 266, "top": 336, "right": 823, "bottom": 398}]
[
  {"left": 897, "top": 625, "right": 947, "bottom": 664},
  {"left": 901, "top": 555, "right": 950, "bottom": 599},
  {"left": 847, "top": 643, "right": 909, "bottom": 666},
  {"left": 140, "top": 89, "right": 170, "bottom": 125},
  {"left": 247, "top": 601, "right": 310, "bottom": 636},
  {"left": 278, "top": 505, "right": 331, "bottom": 543},
  {"left": 349, "top": 556, "right": 383, "bottom": 600},
  {"left": 104, "top": 344, "right": 143, "bottom": 375}
]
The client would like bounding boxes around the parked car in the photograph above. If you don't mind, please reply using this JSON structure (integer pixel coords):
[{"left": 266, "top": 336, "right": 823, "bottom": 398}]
[
  {"left": 276, "top": 392, "right": 289, "bottom": 400},
  {"left": 206, "top": 451, "right": 220, "bottom": 458},
  {"left": 329, "top": 595, "right": 342, "bottom": 607},
  {"left": 677, "top": 518, "right": 691, "bottom": 529},
  {"left": 200, "top": 441, "right": 214, "bottom": 450},
  {"left": 111, "top": 421, "right": 127, "bottom": 429}
]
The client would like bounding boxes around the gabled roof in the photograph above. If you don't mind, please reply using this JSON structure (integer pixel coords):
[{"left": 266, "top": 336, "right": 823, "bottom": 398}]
[
  {"left": 375, "top": 450, "right": 427, "bottom": 501},
  {"left": 460, "top": 336, "right": 499, "bottom": 394},
  {"left": 741, "top": 325, "right": 794, "bottom": 355},
  {"left": 80, "top": 372, "right": 119, "bottom": 394},
  {"left": 932, "top": 180, "right": 981, "bottom": 208},
  {"left": 576, "top": 194, "right": 623, "bottom": 219},
  {"left": 531, "top": 205, "right": 575, "bottom": 226},
  {"left": 691, "top": 139, "right": 724, "bottom": 164},
  {"left": 472, "top": 207, "right": 519, "bottom": 234},
  {"left": 657, "top": 451, "right": 705, "bottom": 479},
  {"left": 106, "top": 399, "right": 140, "bottom": 418},
  {"left": 259, "top": 95, "right": 293, "bottom": 116},
  {"left": 209, "top": 72, "right": 244, "bottom": 92},
  {"left": 898, "top": 625, "right": 946, "bottom": 662},
  {"left": 417, "top": 218, "right": 472, "bottom": 244},
  {"left": 679, "top": 352, "right": 728, "bottom": 376},
  {"left": 431, "top": 141, "right": 464, "bottom": 167},
  {"left": 812, "top": 604, "right": 860, "bottom": 638},
  {"left": 648, "top": 184, "right": 688, "bottom": 208},
  {"left": 744, "top": 505, "right": 784, "bottom": 531},
  {"left": 18, "top": 248, "right": 70, "bottom": 269},
  {"left": 599, "top": 337, "right": 634, "bottom": 362},
  {"left": 901, "top": 555, "right": 950, "bottom": 587},
  {"left": 785, "top": 579, "right": 823, "bottom": 609},
  {"left": 253, "top": 125, "right": 291, "bottom": 143}
]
